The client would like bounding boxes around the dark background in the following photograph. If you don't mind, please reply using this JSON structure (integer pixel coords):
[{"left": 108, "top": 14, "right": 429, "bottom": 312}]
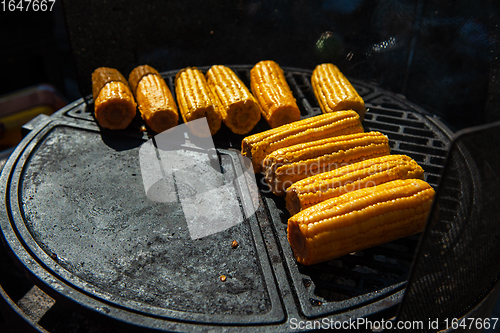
[{"left": 1, "top": 0, "right": 500, "bottom": 132}]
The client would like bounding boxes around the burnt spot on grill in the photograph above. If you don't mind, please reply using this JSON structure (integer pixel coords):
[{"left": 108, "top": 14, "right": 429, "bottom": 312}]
[{"left": 310, "top": 298, "right": 323, "bottom": 306}]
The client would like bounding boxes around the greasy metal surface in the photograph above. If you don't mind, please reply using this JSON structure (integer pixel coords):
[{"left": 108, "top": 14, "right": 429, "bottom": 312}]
[
  {"left": 2, "top": 122, "right": 283, "bottom": 327},
  {"left": 0, "top": 66, "right": 453, "bottom": 331},
  {"left": 21, "top": 126, "right": 273, "bottom": 315}
]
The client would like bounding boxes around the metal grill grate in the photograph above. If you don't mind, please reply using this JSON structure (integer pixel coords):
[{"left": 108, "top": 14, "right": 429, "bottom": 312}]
[
  {"left": 65, "top": 65, "right": 452, "bottom": 318},
  {"left": 0, "top": 65, "right": 455, "bottom": 331}
]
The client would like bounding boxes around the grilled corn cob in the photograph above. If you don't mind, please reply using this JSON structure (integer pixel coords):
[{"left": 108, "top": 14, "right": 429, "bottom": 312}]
[
  {"left": 242, "top": 111, "right": 363, "bottom": 173},
  {"left": 285, "top": 154, "right": 424, "bottom": 216},
  {"left": 206, "top": 65, "right": 261, "bottom": 134},
  {"left": 287, "top": 179, "right": 435, "bottom": 265},
  {"left": 128, "top": 65, "right": 178, "bottom": 133},
  {"left": 175, "top": 67, "right": 222, "bottom": 136},
  {"left": 311, "top": 63, "right": 367, "bottom": 120},
  {"left": 263, "top": 131, "right": 390, "bottom": 195},
  {"left": 250, "top": 60, "right": 301, "bottom": 128},
  {"left": 92, "top": 67, "right": 137, "bottom": 130}
]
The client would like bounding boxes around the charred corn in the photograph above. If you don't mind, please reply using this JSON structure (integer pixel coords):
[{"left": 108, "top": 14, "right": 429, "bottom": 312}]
[
  {"left": 129, "top": 65, "right": 178, "bottom": 133},
  {"left": 175, "top": 67, "right": 222, "bottom": 136},
  {"left": 285, "top": 154, "right": 424, "bottom": 216},
  {"left": 242, "top": 111, "right": 363, "bottom": 173},
  {"left": 92, "top": 67, "right": 137, "bottom": 130},
  {"left": 206, "top": 65, "right": 261, "bottom": 135},
  {"left": 250, "top": 60, "right": 301, "bottom": 128},
  {"left": 263, "top": 131, "right": 390, "bottom": 196},
  {"left": 287, "top": 179, "right": 435, "bottom": 265},
  {"left": 311, "top": 63, "right": 366, "bottom": 120}
]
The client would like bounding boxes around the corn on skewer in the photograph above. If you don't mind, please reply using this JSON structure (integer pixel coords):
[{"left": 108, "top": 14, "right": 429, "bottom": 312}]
[
  {"left": 250, "top": 60, "right": 301, "bottom": 128},
  {"left": 206, "top": 65, "right": 262, "bottom": 135},
  {"left": 92, "top": 67, "right": 137, "bottom": 130},
  {"left": 285, "top": 154, "right": 424, "bottom": 216},
  {"left": 263, "top": 131, "right": 390, "bottom": 196},
  {"left": 311, "top": 63, "right": 367, "bottom": 120},
  {"left": 287, "top": 179, "right": 435, "bottom": 265},
  {"left": 129, "top": 65, "right": 178, "bottom": 133},
  {"left": 175, "top": 67, "right": 222, "bottom": 136},
  {"left": 241, "top": 111, "right": 363, "bottom": 173}
]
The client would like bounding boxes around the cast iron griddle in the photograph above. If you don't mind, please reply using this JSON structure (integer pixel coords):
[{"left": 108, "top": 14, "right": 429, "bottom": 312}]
[{"left": 0, "top": 66, "right": 452, "bottom": 332}]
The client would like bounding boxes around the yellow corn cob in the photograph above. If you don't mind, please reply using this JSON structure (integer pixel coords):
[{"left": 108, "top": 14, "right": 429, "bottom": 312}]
[
  {"left": 206, "top": 65, "right": 262, "bottom": 135},
  {"left": 128, "top": 65, "right": 178, "bottom": 133},
  {"left": 242, "top": 111, "right": 363, "bottom": 173},
  {"left": 175, "top": 67, "right": 222, "bottom": 136},
  {"left": 92, "top": 67, "right": 137, "bottom": 130},
  {"left": 263, "top": 131, "right": 390, "bottom": 196},
  {"left": 288, "top": 179, "right": 435, "bottom": 265},
  {"left": 285, "top": 154, "right": 424, "bottom": 216},
  {"left": 250, "top": 60, "right": 301, "bottom": 128},
  {"left": 311, "top": 63, "right": 367, "bottom": 120}
]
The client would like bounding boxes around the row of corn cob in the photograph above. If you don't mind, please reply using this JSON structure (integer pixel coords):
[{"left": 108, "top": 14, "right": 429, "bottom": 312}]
[
  {"left": 287, "top": 177, "right": 435, "bottom": 265},
  {"left": 91, "top": 62, "right": 366, "bottom": 136},
  {"left": 241, "top": 77, "right": 435, "bottom": 265},
  {"left": 91, "top": 61, "right": 296, "bottom": 135}
]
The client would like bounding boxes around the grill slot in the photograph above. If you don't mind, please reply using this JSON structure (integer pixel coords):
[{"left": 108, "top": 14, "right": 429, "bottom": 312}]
[
  {"left": 399, "top": 143, "right": 448, "bottom": 157},
  {"left": 364, "top": 119, "right": 401, "bottom": 133},
  {"left": 374, "top": 115, "right": 428, "bottom": 128},
  {"left": 430, "top": 156, "right": 446, "bottom": 165},
  {"left": 403, "top": 127, "right": 437, "bottom": 138},
  {"left": 391, "top": 149, "right": 426, "bottom": 162},
  {"left": 368, "top": 108, "right": 405, "bottom": 118},
  {"left": 389, "top": 132, "right": 431, "bottom": 145}
]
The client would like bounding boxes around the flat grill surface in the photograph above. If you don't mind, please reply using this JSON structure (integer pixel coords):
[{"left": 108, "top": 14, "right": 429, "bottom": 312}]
[{"left": 0, "top": 65, "right": 452, "bottom": 331}]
